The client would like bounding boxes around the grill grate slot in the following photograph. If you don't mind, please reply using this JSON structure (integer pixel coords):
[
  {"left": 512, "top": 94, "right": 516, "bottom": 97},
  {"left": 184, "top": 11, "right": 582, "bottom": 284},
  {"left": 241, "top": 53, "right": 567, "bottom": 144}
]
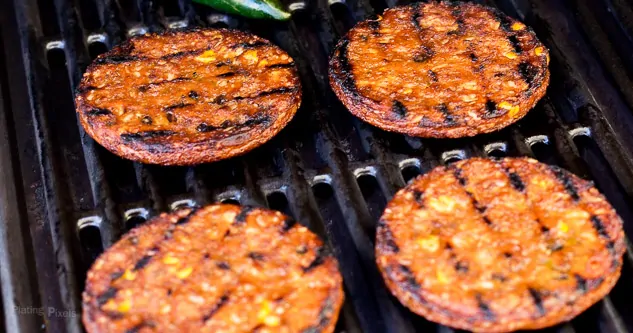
[{"left": 2, "top": 0, "right": 633, "bottom": 332}]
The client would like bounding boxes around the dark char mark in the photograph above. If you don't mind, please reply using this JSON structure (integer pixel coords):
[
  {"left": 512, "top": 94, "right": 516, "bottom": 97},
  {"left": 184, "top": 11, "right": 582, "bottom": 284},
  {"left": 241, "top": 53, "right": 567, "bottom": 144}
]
[
  {"left": 248, "top": 252, "right": 265, "bottom": 261},
  {"left": 412, "top": 190, "right": 424, "bottom": 206},
  {"left": 86, "top": 107, "right": 112, "bottom": 116},
  {"left": 301, "top": 298, "right": 335, "bottom": 333},
  {"left": 379, "top": 221, "right": 400, "bottom": 253},
  {"left": 475, "top": 293, "right": 496, "bottom": 321},
  {"left": 266, "top": 62, "right": 295, "bottom": 69},
  {"left": 508, "top": 35, "right": 523, "bottom": 53},
  {"left": 493, "top": 8, "right": 514, "bottom": 31},
  {"left": 590, "top": 215, "right": 615, "bottom": 251},
  {"left": 138, "top": 77, "right": 191, "bottom": 92},
  {"left": 126, "top": 321, "right": 155, "bottom": 333},
  {"left": 412, "top": 3, "right": 423, "bottom": 31},
  {"left": 469, "top": 53, "right": 478, "bottom": 62},
  {"left": 232, "top": 41, "right": 269, "bottom": 49},
  {"left": 455, "top": 261, "right": 469, "bottom": 273},
  {"left": 335, "top": 38, "right": 359, "bottom": 98},
  {"left": 233, "top": 86, "right": 298, "bottom": 101},
  {"left": 188, "top": 90, "right": 199, "bottom": 99},
  {"left": 392, "top": 100, "right": 407, "bottom": 118},
  {"left": 216, "top": 71, "right": 238, "bottom": 78},
  {"left": 437, "top": 104, "right": 456, "bottom": 125},
  {"left": 303, "top": 247, "right": 326, "bottom": 273},
  {"left": 77, "top": 85, "right": 98, "bottom": 94},
  {"left": 491, "top": 273, "right": 506, "bottom": 281},
  {"left": 202, "top": 294, "right": 230, "bottom": 322},
  {"left": 133, "top": 254, "right": 153, "bottom": 271},
  {"left": 414, "top": 46, "right": 435, "bottom": 63},
  {"left": 508, "top": 172, "right": 525, "bottom": 192},
  {"left": 485, "top": 99, "right": 501, "bottom": 118},
  {"left": 368, "top": 19, "right": 380, "bottom": 31},
  {"left": 164, "top": 102, "right": 193, "bottom": 111},
  {"left": 453, "top": 167, "right": 493, "bottom": 225},
  {"left": 234, "top": 206, "right": 256, "bottom": 225},
  {"left": 110, "top": 271, "right": 124, "bottom": 280},
  {"left": 575, "top": 274, "right": 587, "bottom": 294},
  {"left": 550, "top": 167, "right": 580, "bottom": 201},
  {"left": 197, "top": 114, "right": 272, "bottom": 133},
  {"left": 281, "top": 217, "right": 297, "bottom": 233},
  {"left": 96, "top": 287, "right": 118, "bottom": 307},
  {"left": 528, "top": 288, "right": 546, "bottom": 317},
  {"left": 448, "top": 9, "right": 465, "bottom": 36},
  {"left": 94, "top": 55, "right": 139, "bottom": 65},
  {"left": 121, "top": 130, "right": 176, "bottom": 141},
  {"left": 428, "top": 70, "right": 438, "bottom": 82},
  {"left": 176, "top": 207, "right": 200, "bottom": 225},
  {"left": 216, "top": 261, "right": 231, "bottom": 270},
  {"left": 399, "top": 264, "right": 421, "bottom": 291},
  {"left": 518, "top": 62, "right": 539, "bottom": 86}
]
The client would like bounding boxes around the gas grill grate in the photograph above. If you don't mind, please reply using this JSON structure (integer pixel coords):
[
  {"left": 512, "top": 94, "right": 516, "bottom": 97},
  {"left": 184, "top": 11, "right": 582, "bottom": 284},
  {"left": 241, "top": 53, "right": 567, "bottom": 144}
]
[{"left": 2, "top": 0, "right": 633, "bottom": 332}]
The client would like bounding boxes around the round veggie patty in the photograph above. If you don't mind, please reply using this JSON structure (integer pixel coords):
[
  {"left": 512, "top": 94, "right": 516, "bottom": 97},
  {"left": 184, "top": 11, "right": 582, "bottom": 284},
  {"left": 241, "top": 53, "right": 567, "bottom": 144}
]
[
  {"left": 83, "top": 204, "right": 343, "bottom": 333},
  {"left": 375, "top": 157, "right": 624, "bottom": 332},
  {"left": 76, "top": 28, "right": 301, "bottom": 165},
  {"left": 329, "top": 2, "right": 549, "bottom": 138}
]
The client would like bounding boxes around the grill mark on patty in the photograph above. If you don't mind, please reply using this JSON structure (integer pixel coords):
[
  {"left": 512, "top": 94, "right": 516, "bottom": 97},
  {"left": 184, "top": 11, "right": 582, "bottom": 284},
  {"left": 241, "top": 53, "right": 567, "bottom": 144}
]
[
  {"left": 575, "top": 274, "right": 587, "bottom": 294},
  {"left": 518, "top": 62, "right": 539, "bottom": 87},
  {"left": 202, "top": 294, "right": 230, "bottom": 322},
  {"left": 413, "top": 45, "right": 435, "bottom": 63},
  {"left": 164, "top": 102, "right": 193, "bottom": 111},
  {"left": 78, "top": 85, "right": 99, "bottom": 93},
  {"left": 125, "top": 321, "right": 155, "bottom": 333},
  {"left": 248, "top": 252, "right": 265, "bottom": 261},
  {"left": 379, "top": 220, "right": 400, "bottom": 253},
  {"left": 138, "top": 77, "right": 192, "bottom": 92},
  {"left": 266, "top": 62, "right": 295, "bottom": 69},
  {"left": 234, "top": 206, "right": 256, "bottom": 225},
  {"left": 96, "top": 287, "right": 118, "bottom": 307},
  {"left": 196, "top": 114, "right": 272, "bottom": 133},
  {"left": 281, "top": 217, "right": 297, "bottom": 233},
  {"left": 304, "top": 247, "right": 326, "bottom": 273},
  {"left": 216, "top": 261, "right": 231, "bottom": 270},
  {"left": 392, "top": 100, "right": 407, "bottom": 118},
  {"left": 216, "top": 71, "right": 240, "bottom": 78},
  {"left": 428, "top": 69, "right": 438, "bottom": 82},
  {"left": 452, "top": 167, "right": 493, "bottom": 226},
  {"left": 448, "top": 8, "right": 465, "bottom": 36},
  {"left": 231, "top": 86, "right": 299, "bottom": 102},
  {"left": 475, "top": 293, "right": 496, "bottom": 321},
  {"left": 94, "top": 54, "right": 139, "bottom": 65},
  {"left": 86, "top": 107, "right": 113, "bottom": 116},
  {"left": 334, "top": 38, "right": 360, "bottom": 99},
  {"left": 508, "top": 35, "right": 523, "bottom": 53},
  {"left": 550, "top": 166, "right": 580, "bottom": 201},
  {"left": 412, "top": 190, "right": 424, "bottom": 206},
  {"left": 300, "top": 297, "right": 336, "bottom": 333},
  {"left": 507, "top": 171, "right": 526, "bottom": 192},
  {"left": 437, "top": 104, "right": 457, "bottom": 125},
  {"left": 399, "top": 264, "right": 421, "bottom": 291},
  {"left": 590, "top": 215, "right": 616, "bottom": 252},
  {"left": 231, "top": 41, "right": 270, "bottom": 49},
  {"left": 121, "top": 130, "right": 176, "bottom": 141},
  {"left": 411, "top": 3, "right": 423, "bottom": 32},
  {"left": 528, "top": 288, "right": 546, "bottom": 317},
  {"left": 484, "top": 99, "right": 501, "bottom": 118},
  {"left": 175, "top": 207, "right": 200, "bottom": 225}
]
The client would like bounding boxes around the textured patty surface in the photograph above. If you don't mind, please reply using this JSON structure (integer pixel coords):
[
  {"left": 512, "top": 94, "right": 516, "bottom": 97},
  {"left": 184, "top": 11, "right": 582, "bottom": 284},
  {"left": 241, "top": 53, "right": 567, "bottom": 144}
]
[
  {"left": 76, "top": 29, "right": 301, "bottom": 165},
  {"left": 83, "top": 204, "right": 343, "bottom": 333},
  {"left": 375, "top": 158, "right": 625, "bottom": 332},
  {"left": 329, "top": 2, "right": 549, "bottom": 138}
]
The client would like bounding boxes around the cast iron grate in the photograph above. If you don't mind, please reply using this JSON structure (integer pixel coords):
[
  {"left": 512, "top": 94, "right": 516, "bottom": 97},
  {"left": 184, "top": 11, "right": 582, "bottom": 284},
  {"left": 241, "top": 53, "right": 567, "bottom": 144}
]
[{"left": 2, "top": 0, "right": 633, "bottom": 332}]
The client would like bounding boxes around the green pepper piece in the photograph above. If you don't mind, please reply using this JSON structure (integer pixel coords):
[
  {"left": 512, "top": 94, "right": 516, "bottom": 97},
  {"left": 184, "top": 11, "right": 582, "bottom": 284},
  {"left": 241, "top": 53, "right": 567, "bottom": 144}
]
[{"left": 193, "top": 0, "right": 291, "bottom": 21}]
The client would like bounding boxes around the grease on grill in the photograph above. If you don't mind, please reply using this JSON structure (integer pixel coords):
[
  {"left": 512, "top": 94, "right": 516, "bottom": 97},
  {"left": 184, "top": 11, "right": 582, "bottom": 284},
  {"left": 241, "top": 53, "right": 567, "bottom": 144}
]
[
  {"left": 375, "top": 157, "right": 625, "bottom": 332},
  {"left": 329, "top": 2, "right": 549, "bottom": 138},
  {"left": 75, "top": 29, "right": 301, "bottom": 165},
  {"left": 82, "top": 204, "right": 344, "bottom": 333}
]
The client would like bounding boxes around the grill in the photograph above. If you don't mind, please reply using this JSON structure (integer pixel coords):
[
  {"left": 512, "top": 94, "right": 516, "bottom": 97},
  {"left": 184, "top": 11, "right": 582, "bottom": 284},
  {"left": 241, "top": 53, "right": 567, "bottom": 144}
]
[{"left": 2, "top": 0, "right": 633, "bottom": 332}]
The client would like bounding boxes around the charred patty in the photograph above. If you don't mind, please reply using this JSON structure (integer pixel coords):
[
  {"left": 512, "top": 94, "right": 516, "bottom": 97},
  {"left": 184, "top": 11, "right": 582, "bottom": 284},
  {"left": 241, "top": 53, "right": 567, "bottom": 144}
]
[
  {"left": 375, "top": 157, "right": 624, "bottom": 332},
  {"left": 76, "top": 29, "right": 301, "bottom": 165},
  {"left": 329, "top": 2, "right": 549, "bottom": 138},
  {"left": 83, "top": 204, "right": 343, "bottom": 333}
]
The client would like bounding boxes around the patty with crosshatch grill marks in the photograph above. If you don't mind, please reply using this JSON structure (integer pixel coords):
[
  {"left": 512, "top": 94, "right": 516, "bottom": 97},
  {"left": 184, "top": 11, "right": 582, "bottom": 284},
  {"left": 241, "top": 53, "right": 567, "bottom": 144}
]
[
  {"left": 375, "top": 157, "right": 625, "bottom": 332},
  {"left": 329, "top": 2, "right": 550, "bottom": 138},
  {"left": 75, "top": 28, "right": 301, "bottom": 165},
  {"left": 82, "top": 204, "right": 343, "bottom": 333}
]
